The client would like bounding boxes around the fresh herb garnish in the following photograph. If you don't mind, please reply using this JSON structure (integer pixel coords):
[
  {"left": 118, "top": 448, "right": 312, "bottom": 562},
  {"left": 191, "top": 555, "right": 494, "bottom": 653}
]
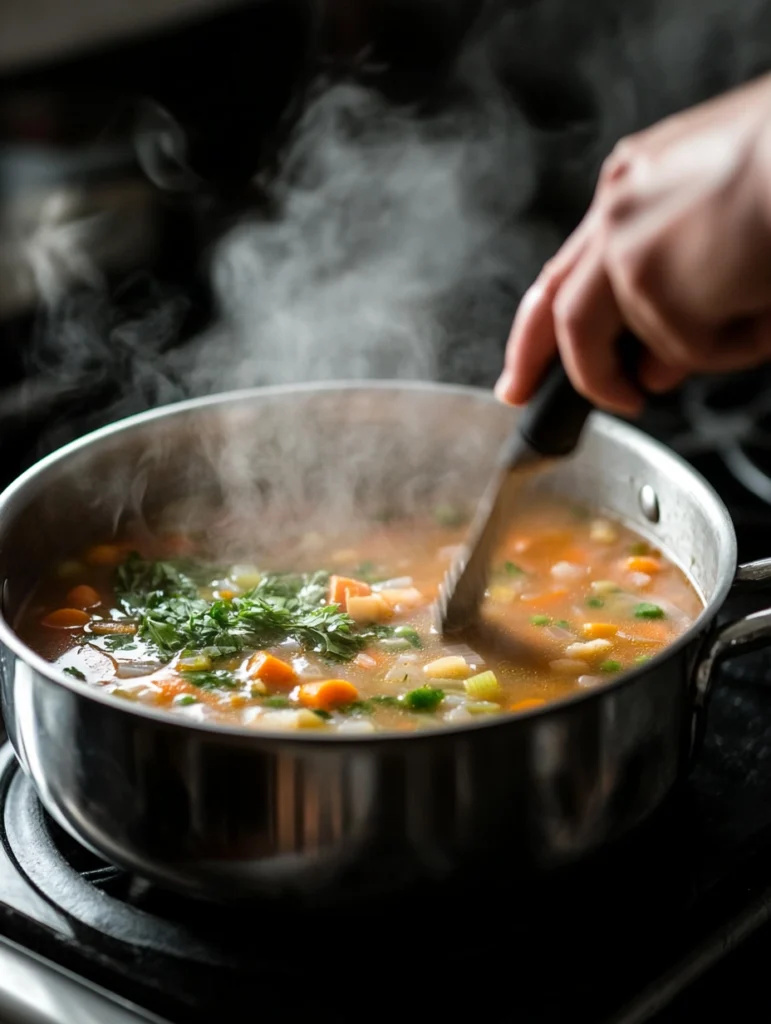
[
  {"left": 183, "top": 669, "right": 239, "bottom": 690},
  {"left": 530, "top": 615, "right": 551, "bottom": 627},
  {"left": 555, "top": 619, "right": 571, "bottom": 629},
  {"left": 173, "top": 694, "right": 197, "bottom": 706},
  {"left": 393, "top": 626, "right": 422, "bottom": 648},
  {"left": 262, "top": 696, "right": 292, "bottom": 709},
  {"left": 600, "top": 660, "right": 622, "bottom": 673},
  {"left": 504, "top": 561, "right": 524, "bottom": 577},
  {"left": 402, "top": 686, "right": 444, "bottom": 712},
  {"left": 586, "top": 596, "right": 605, "bottom": 609},
  {"left": 101, "top": 634, "right": 138, "bottom": 651},
  {"left": 63, "top": 666, "right": 86, "bottom": 680},
  {"left": 113, "top": 557, "right": 390, "bottom": 662},
  {"left": 634, "top": 602, "right": 665, "bottom": 620}
]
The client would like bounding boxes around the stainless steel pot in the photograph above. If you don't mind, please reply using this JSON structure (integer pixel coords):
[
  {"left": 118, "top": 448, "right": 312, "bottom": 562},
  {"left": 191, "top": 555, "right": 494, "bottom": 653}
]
[{"left": 1, "top": 382, "right": 770, "bottom": 904}]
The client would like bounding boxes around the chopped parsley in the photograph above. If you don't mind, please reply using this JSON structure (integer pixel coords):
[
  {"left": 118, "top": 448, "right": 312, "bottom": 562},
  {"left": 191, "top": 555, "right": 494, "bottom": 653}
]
[
  {"left": 183, "top": 670, "right": 239, "bottom": 690},
  {"left": 586, "top": 596, "right": 605, "bottom": 609},
  {"left": 402, "top": 686, "right": 444, "bottom": 712},
  {"left": 600, "top": 660, "right": 622, "bottom": 673},
  {"left": 634, "top": 603, "right": 665, "bottom": 620},
  {"left": 113, "top": 556, "right": 392, "bottom": 662},
  {"left": 504, "top": 561, "right": 525, "bottom": 577},
  {"left": 393, "top": 626, "right": 422, "bottom": 648},
  {"left": 530, "top": 615, "right": 551, "bottom": 627},
  {"left": 63, "top": 666, "right": 86, "bottom": 680}
]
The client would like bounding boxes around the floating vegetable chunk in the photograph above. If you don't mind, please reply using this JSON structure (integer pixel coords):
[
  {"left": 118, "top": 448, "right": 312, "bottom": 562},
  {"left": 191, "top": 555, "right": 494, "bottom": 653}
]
[{"left": 20, "top": 496, "right": 701, "bottom": 734}]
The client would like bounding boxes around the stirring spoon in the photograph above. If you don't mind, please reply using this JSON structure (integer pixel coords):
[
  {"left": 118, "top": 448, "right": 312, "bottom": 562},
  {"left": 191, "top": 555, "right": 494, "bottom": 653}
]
[{"left": 438, "top": 339, "right": 640, "bottom": 634}]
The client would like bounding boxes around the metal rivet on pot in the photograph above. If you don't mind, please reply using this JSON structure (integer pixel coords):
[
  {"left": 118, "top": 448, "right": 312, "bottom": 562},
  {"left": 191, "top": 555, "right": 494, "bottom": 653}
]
[{"left": 639, "top": 485, "right": 660, "bottom": 523}]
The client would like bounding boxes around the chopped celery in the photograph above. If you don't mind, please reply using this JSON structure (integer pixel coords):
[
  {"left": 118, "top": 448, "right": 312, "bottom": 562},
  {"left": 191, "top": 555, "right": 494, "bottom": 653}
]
[
  {"left": 177, "top": 653, "right": 212, "bottom": 672},
  {"left": 464, "top": 670, "right": 503, "bottom": 702},
  {"left": 465, "top": 701, "right": 501, "bottom": 714}
]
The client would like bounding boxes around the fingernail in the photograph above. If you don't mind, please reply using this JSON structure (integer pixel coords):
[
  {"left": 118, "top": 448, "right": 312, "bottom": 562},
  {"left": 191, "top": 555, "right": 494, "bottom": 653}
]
[{"left": 494, "top": 370, "right": 513, "bottom": 402}]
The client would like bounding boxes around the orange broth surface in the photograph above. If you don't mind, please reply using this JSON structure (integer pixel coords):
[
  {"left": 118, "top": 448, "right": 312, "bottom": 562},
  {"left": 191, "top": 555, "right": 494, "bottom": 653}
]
[{"left": 17, "top": 498, "right": 703, "bottom": 734}]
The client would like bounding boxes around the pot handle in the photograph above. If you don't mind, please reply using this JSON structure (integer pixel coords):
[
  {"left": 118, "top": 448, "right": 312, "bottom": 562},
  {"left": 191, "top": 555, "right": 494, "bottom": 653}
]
[{"left": 691, "top": 557, "right": 771, "bottom": 753}]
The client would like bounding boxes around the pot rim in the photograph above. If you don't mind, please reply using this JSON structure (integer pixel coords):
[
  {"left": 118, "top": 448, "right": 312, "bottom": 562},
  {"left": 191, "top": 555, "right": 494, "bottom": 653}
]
[{"left": 0, "top": 380, "right": 738, "bottom": 745}]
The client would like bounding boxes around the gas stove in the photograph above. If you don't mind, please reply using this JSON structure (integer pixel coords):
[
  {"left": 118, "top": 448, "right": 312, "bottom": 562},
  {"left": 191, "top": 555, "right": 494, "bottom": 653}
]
[{"left": 3, "top": 374, "right": 771, "bottom": 1023}]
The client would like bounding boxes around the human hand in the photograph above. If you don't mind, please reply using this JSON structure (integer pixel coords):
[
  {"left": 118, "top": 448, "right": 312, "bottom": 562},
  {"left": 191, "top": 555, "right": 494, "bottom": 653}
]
[{"left": 495, "top": 73, "right": 771, "bottom": 415}]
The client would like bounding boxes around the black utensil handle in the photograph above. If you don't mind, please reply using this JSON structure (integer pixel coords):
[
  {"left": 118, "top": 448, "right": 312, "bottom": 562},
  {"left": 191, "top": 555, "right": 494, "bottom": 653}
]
[
  {"left": 515, "top": 333, "right": 643, "bottom": 460},
  {"left": 516, "top": 361, "right": 592, "bottom": 458}
]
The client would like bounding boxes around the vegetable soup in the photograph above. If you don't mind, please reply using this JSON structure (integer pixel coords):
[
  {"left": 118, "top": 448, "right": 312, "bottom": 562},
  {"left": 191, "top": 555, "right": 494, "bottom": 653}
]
[{"left": 18, "top": 499, "right": 703, "bottom": 734}]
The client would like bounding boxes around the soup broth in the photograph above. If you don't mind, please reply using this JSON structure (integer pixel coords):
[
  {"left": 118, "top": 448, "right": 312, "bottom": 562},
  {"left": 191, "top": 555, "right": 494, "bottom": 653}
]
[{"left": 18, "top": 498, "right": 703, "bottom": 734}]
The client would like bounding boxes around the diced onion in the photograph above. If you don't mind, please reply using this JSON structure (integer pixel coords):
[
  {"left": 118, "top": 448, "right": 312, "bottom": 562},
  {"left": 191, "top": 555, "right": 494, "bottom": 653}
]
[
  {"left": 551, "top": 561, "right": 586, "bottom": 581},
  {"left": 565, "top": 639, "right": 613, "bottom": 660},
  {"left": 441, "top": 644, "right": 484, "bottom": 666},
  {"left": 545, "top": 625, "right": 573, "bottom": 642},
  {"left": 577, "top": 675, "right": 603, "bottom": 688},
  {"left": 549, "top": 658, "right": 587, "bottom": 676},
  {"left": 292, "top": 656, "right": 323, "bottom": 678},
  {"left": 627, "top": 572, "right": 651, "bottom": 589},
  {"left": 590, "top": 519, "right": 618, "bottom": 544},
  {"left": 338, "top": 719, "right": 376, "bottom": 734},
  {"left": 354, "top": 652, "right": 378, "bottom": 669},
  {"left": 385, "top": 655, "right": 422, "bottom": 684}
]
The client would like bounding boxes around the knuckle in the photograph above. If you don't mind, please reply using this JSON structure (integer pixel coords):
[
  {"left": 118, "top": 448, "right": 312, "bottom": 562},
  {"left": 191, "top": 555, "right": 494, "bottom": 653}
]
[
  {"left": 552, "top": 292, "right": 588, "bottom": 344},
  {"left": 600, "top": 137, "right": 639, "bottom": 187}
]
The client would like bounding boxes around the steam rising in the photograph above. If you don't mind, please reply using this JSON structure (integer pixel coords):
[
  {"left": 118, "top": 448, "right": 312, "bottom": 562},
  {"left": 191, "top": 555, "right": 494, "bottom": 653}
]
[{"left": 12, "top": 0, "right": 771, "bottom": 542}]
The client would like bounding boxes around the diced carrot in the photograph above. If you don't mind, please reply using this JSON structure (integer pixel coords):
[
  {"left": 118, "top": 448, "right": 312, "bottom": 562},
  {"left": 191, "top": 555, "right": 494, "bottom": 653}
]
[
  {"left": 510, "top": 698, "right": 547, "bottom": 712},
  {"left": 581, "top": 622, "right": 618, "bottom": 639},
  {"left": 328, "top": 575, "right": 371, "bottom": 611},
  {"left": 42, "top": 608, "right": 91, "bottom": 629},
  {"left": 89, "top": 621, "right": 137, "bottom": 635},
  {"left": 625, "top": 556, "right": 661, "bottom": 575},
  {"left": 246, "top": 652, "right": 297, "bottom": 690},
  {"left": 84, "top": 544, "right": 126, "bottom": 567},
  {"left": 298, "top": 679, "right": 359, "bottom": 710},
  {"left": 66, "top": 585, "right": 101, "bottom": 609},
  {"left": 218, "top": 589, "right": 235, "bottom": 601},
  {"left": 519, "top": 588, "right": 568, "bottom": 607}
]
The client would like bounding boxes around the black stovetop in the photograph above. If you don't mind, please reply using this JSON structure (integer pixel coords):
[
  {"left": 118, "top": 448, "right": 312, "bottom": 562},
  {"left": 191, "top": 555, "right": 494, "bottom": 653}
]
[{"left": 4, "top": 372, "right": 771, "bottom": 1024}]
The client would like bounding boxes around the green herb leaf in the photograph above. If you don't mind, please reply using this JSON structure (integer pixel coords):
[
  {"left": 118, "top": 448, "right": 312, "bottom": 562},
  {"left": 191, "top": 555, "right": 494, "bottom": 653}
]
[
  {"left": 63, "top": 666, "right": 86, "bottom": 680},
  {"left": 504, "top": 561, "right": 524, "bottom": 577},
  {"left": 600, "top": 660, "right": 622, "bottom": 673},
  {"left": 262, "top": 696, "right": 292, "bottom": 709},
  {"left": 113, "top": 558, "right": 382, "bottom": 662},
  {"left": 402, "top": 686, "right": 444, "bottom": 712},
  {"left": 394, "top": 626, "right": 422, "bottom": 648},
  {"left": 183, "top": 669, "right": 239, "bottom": 690},
  {"left": 634, "top": 602, "right": 665, "bottom": 620},
  {"left": 530, "top": 614, "right": 551, "bottom": 627},
  {"left": 586, "top": 596, "right": 605, "bottom": 609}
]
